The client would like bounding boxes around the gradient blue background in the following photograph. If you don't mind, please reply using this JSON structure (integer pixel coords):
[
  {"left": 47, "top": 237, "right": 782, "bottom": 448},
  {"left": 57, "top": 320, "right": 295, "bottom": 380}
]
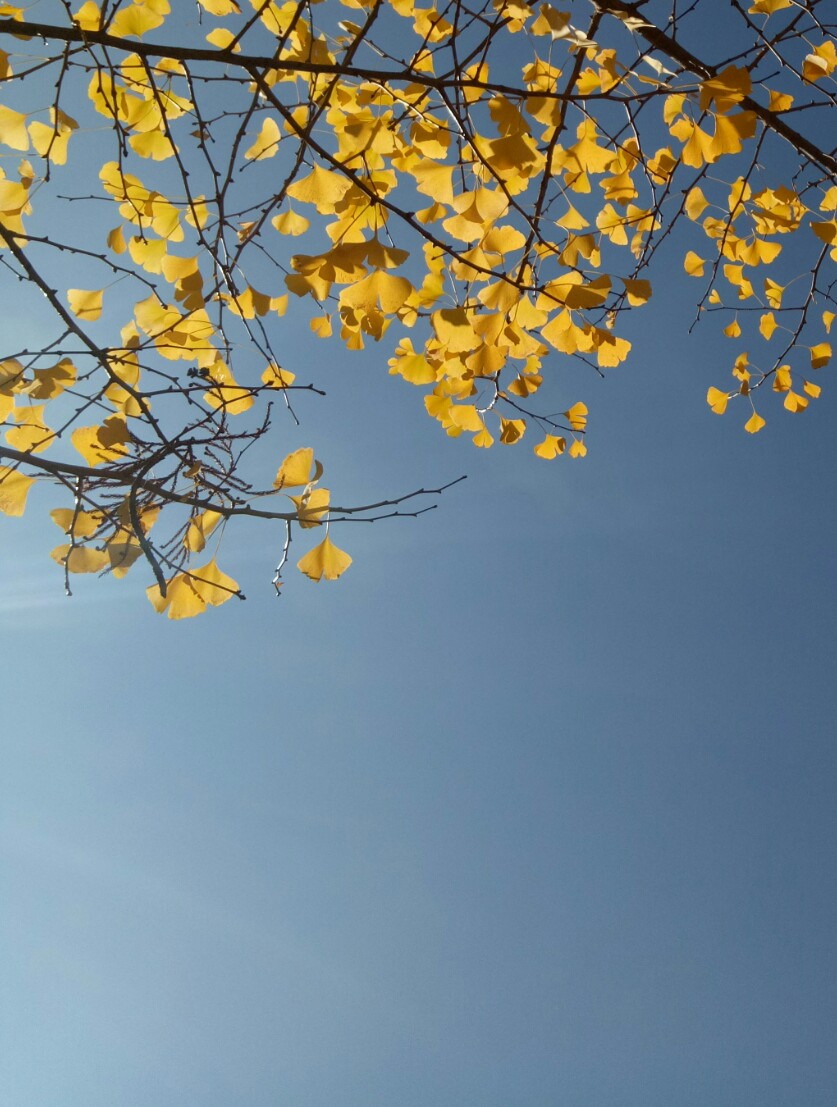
[
  {"left": 3, "top": 265, "right": 836, "bottom": 1105},
  {"left": 2, "top": 4, "right": 837, "bottom": 1104}
]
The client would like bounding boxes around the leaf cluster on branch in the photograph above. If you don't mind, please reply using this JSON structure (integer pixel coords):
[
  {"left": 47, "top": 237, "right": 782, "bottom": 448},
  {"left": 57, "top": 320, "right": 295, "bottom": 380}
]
[{"left": 0, "top": 0, "right": 834, "bottom": 615}]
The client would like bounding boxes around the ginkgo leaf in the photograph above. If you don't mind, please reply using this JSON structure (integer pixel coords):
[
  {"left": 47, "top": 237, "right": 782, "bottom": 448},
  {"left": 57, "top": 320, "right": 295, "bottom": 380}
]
[
  {"left": 297, "top": 534, "right": 352, "bottom": 581},
  {"left": 707, "top": 387, "right": 730, "bottom": 414},
  {"left": 534, "top": 434, "right": 566, "bottom": 459},
  {"left": 274, "top": 447, "right": 322, "bottom": 489},
  {"left": 261, "top": 363, "right": 296, "bottom": 389},
  {"left": 773, "top": 365, "right": 792, "bottom": 392},
  {"left": 685, "top": 187, "right": 709, "bottom": 221},
  {"left": 810, "top": 342, "right": 831, "bottom": 369},
  {"left": 68, "top": 288, "right": 104, "bottom": 321},
  {"left": 129, "top": 130, "right": 177, "bottom": 161},
  {"left": 73, "top": 1, "right": 102, "bottom": 31},
  {"left": 684, "top": 251, "right": 705, "bottom": 277},
  {"left": 0, "top": 466, "right": 34, "bottom": 515},
  {"left": 147, "top": 559, "right": 240, "bottom": 618},
  {"left": 184, "top": 509, "right": 223, "bottom": 552},
  {"left": 51, "top": 544, "right": 109, "bottom": 573},
  {"left": 621, "top": 278, "right": 652, "bottom": 306},
  {"left": 199, "top": 0, "right": 240, "bottom": 14},
  {"left": 6, "top": 405, "right": 53, "bottom": 454},
  {"left": 50, "top": 507, "right": 101, "bottom": 537},
  {"left": 745, "top": 411, "right": 765, "bottom": 434},
  {"left": 71, "top": 416, "right": 131, "bottom": 467},
  {"left": 272, "top": 209, "right": 309, "bottom": 236},
  {"left": 784, "top": 390, "right": 808, "bottom": 412},
  {"left": 499, "top": 417, "right": 525, "bottom": 444},
  {"left": 759, "top": 312, "right": 777, "bottom": 340},
  {"left": 289, "top": 487, "right": 330, "bottom": 528},
  {"left": 0, "top": 105, "right": 29, "bottom": 151},
  {"left": 286, "top": 165, "right": 351, "bottom": 213},
  {"left": 245, "top": 117, "right": 281, "bottom": 160},
  {"left": 565, "top": 402, "right": 588, "bottom": 431},
  {"left": 111, "top": 2, "right": 168, "bottom": 39},
  {"left": 206, "top": 27, "right": 240, "bottom": 51}
]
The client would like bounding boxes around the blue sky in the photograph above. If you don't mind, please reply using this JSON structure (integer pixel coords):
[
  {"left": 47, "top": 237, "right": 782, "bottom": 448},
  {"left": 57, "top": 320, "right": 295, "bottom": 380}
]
[
  {"left": 2, "top": 4, "right": 837, "bottom": 1105},
  {"left": 4, "top": 262, "right": 837, "bottom": 1105}
]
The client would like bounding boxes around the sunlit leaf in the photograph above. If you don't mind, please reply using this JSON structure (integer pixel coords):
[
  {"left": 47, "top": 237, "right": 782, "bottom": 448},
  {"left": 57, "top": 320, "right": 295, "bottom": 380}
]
[
  {"left": 0, "top": 466, "right": 34, "bottom": 515},
  {"left": 68, "top": 288, "right": 104, "bottom": 321},
  {"left": 274, "top": 447, "right": 322, "bottom": 489},
  {"left": 297, "top": 535, "right": 352, "bottom": 581}
]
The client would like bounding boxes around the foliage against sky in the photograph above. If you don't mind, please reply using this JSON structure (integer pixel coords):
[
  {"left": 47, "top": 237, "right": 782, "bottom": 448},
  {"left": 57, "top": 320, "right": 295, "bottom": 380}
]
[{"left": 0, "top": 0, "right": 835, "bottom": 614}]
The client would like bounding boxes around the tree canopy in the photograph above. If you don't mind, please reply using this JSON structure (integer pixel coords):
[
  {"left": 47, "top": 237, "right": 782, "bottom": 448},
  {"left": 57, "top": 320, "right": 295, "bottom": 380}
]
[{"left": 0, "top": 0, "right": 834, "bottom": 616}]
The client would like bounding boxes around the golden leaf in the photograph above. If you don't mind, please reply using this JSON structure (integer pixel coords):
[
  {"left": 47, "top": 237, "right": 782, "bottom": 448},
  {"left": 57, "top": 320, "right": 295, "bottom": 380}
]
[
  {"left": 810, "top": 342, "right": 831, "bottom": 369},
  {"left": 71, "top": 416, "right": 131, "bottom": 467},
  {"left": 245, "top": 117, "right": 281, "bottom": 160},
  {"left": 51, "top": 544, "right": 110, "bottom": 574},
  {"left": 274, "top": 447, "right": 322, "bottom": 489},
  {"left": 683, "top": 251, "right": 705, "bottom": 277},
  {"left": 534, "top": 434, "right": 566, "bottom": 459},
  {"left": 68, "top": 288, "right": 104, "bottom": 321},
  {"left": 0, "top": 466, "right": 34, "bottom": 515},
  {"left": 706, "top": 387, "right": 729, "bottom": 414},
  {"left": 297, "top": 535, "right": 352, "bottom": 582}
]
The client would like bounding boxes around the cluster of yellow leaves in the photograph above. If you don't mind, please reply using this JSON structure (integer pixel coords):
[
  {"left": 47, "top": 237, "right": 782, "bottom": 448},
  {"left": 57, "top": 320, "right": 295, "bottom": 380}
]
[{"left": 1, "top": 0, "right": 836, "bottom": 615}]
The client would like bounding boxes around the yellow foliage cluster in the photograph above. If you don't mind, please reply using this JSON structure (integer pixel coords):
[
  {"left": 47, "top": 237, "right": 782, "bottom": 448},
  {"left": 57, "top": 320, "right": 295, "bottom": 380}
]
[{"left": 0, "top": 0, "right": 835, "bottom": 612}]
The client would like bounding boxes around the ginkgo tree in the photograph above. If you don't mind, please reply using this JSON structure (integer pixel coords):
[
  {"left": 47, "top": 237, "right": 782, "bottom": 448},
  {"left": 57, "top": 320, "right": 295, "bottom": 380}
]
[{"left": 0, "top": 0, "right": 835, "bottom": 616}]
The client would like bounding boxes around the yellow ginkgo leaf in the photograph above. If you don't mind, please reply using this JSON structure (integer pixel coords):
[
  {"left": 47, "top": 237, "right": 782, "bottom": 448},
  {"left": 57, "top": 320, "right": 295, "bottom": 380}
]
[
  {"left": 51, "top": 544, "right": 109, "bottom": 573},
  {"left": 803, "top": 380, "right": 822, "bottom": 398},
  {"left": 110, "top": 2, "right": 167, "bottom": 39},
  {"left": 745, "top": 411, "right": 765, "bottom": 434},
  {"left": 274, "top": 447, "right": 322, "bottom": 489},
  {"left": 569, "top": 439, "right": 587, "bottom": 458},
  {"left": 147, "top": 574, "right": 205, "bottom": 619},
  {"left": 810, "top": 342, "right": 831, "bottom": 369},
  {"left": 190, "top": 559, "right": 241, "bottom": 606},
  {"left": 199, "top": 0, "right": 240, "bottom": 14},
  {"left": 50, "top": 507, "right": 101, "bottom": 536},
  {"left": 499, "top": 417, "right": 526, "bottom": 444},
  {"left": 147, "top": 559, "right": 240, "bottom": 618},
  {"left": 71, "top": 416, "right": 131, "bottom": 467},
  {"left": 622, "top": 279, "right": 652, "bottom": 306},
  {"left": 261, "top": 363, "right": 296, "bottom": 389},
  {"left": 685, "top": 187, "right": 709, "bottom": 221},
  {"left": 129, "top": 130, "right": 177, "bottom": 161},
  {"left": 68, "top": 288, "right": 104, "bottom": 321},
  {"left": 184, "top": 509, "right": 223, "bottom": 552},
  {"left": 707, "top": 387, "right": 729, "bottom": 414},
  {"left": 683, "top": 251, "right": 705, "bottom": 277},
  {"left": 297, "top": 534, "right": 352, "bottom": 582},
  {"left": 206, "top": 27, "right": 240, "bottom": 51},
  {"left": 245, "top": 117, "right": 280, "bottom": 160},
  {"left": 564, "top": 402, "right": 588, "bottom": 431},
  {"left": 6, "top": 405, "right": 53, "bottom": 454},
  {"left": 759, "top": 312, "right": 777, "bottom": 340},
  {"left": 773, "top": 365, "right": 792, "bottom": 392},
  {"left": 784, "top": 390, "right": 808, "bottom": 412},
  {"left": 0, "top": 104, "right": 29, "bottom": 151},
  {"left": 272, "top": 209, "right": 310, "bottom": 236},
  {"left": 534, "top": 434, "right": 566, "bottom": 459},
  {"left": 289, "top": 487, "right": 329, "bottom": 528},
  {"left": 0, "top": 466, "right": 34, "bottom": 515}
]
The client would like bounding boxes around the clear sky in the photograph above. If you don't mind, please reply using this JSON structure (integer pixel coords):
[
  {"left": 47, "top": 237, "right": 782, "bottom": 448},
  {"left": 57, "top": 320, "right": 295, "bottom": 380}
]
[{"left": 2, "top": 4, "right": 837, "bottom": 1106}]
